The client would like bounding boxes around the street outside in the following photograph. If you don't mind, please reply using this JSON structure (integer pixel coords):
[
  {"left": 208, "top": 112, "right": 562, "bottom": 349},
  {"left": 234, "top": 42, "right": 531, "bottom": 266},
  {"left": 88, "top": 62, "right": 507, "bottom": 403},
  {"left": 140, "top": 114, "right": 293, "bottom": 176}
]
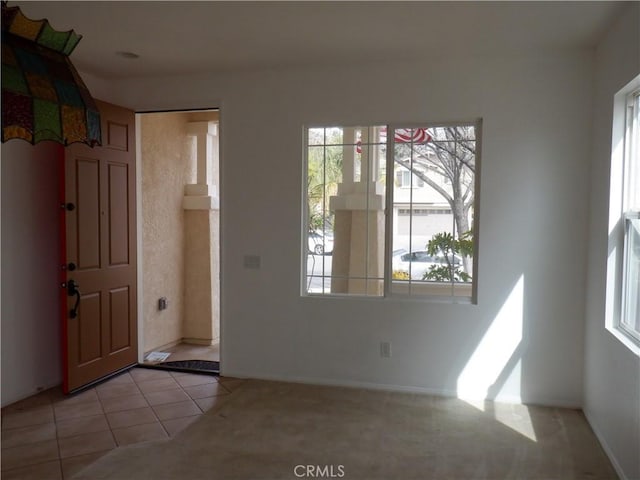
[
  {"left": 306, "top": 253, "right": 333, "bottom": 293},
  {"left": 305, "top": 235, "right": 436, "bottom": 293}
]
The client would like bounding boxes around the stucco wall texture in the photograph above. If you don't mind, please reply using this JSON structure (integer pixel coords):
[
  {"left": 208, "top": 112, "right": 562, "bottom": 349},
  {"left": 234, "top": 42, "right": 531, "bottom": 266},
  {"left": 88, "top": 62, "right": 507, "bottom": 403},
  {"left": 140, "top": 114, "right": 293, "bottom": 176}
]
[
  {"left": 142, "top": 112, "right": 190, "bottom": 351},
  {"left": 141, "top": 111, "right": 220, "bottom": 352}
]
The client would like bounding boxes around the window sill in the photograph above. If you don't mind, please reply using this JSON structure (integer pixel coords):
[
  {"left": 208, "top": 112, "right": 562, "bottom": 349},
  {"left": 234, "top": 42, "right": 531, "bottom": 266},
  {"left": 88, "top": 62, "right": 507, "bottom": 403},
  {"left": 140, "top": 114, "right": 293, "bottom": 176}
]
[
  {"left": 606, "top": 325, "right": 640, "bottom": 357},
  {"left": 390, "top": 280, "right": 472, "bottom": 299},
  {"left": 303, "top": 281, "right": 475, "bottom": 304}
]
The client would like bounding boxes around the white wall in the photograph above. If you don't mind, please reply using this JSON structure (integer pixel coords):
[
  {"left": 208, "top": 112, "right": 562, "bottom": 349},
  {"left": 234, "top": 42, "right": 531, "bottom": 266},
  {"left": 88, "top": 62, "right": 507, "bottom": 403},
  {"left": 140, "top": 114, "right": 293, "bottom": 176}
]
[
  {"left": 1, "top": 141, "right": 62, "bottom": 406},
  {"left": 584, "top": 4, "right": 640, "bottom": 479},
  {"left": 109, "top": 50, "right": 594, "bottom": 407}
]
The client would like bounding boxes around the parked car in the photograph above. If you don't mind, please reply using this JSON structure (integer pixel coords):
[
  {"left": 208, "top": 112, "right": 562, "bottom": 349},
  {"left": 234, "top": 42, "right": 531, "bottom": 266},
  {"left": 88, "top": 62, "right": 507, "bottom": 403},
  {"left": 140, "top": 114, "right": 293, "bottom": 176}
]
[
  {"left": 308, "top": 231, "right": 334, "bottom": 255},
  {"left": 392, "top": 250, "right": 462, "bottom": 280},
  {"left": 392, "top": 248, "right": 407, "bottom": 258}
]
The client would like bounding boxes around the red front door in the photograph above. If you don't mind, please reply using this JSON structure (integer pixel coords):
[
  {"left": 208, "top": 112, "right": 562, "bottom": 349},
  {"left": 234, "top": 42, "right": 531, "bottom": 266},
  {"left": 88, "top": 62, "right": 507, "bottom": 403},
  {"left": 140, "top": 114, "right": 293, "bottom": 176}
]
[{"left": 61, "top": 100, "right": 137, "bottom": 393}]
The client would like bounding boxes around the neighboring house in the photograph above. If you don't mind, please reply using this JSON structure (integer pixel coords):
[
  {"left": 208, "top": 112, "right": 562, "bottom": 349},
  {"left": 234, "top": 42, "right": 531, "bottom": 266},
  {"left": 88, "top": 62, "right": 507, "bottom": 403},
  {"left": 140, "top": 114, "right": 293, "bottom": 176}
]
[{"left": 392, "top": 164, "right": 456, "bottom": 240}]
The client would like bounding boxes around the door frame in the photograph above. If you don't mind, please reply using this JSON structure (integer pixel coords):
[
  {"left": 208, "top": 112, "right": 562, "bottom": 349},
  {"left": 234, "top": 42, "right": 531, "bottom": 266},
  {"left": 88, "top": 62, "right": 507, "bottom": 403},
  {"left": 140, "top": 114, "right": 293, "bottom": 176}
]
[
  {"left": 135, "top": 113, "right": 144, "bottom": 362},
  {"left": 57, "top": 144, "right": 68, "bottom": 388},
  {"left": 134, "top": 104, "right": 223, "bottom": 369}
]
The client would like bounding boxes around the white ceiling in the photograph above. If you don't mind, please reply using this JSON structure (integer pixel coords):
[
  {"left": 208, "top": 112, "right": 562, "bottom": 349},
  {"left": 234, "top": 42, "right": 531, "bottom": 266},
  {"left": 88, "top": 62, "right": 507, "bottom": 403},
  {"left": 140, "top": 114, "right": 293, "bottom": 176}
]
[{"left": 14, "top": 1, "right": 626, "bottom": 80}]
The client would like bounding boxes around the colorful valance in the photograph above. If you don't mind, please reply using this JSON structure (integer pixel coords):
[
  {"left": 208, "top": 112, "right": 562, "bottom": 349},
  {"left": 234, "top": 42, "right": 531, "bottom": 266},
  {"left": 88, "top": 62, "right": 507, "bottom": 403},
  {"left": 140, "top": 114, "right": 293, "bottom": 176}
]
[{"left": 1, "top": 2, "right": 101, "bottom": 146}]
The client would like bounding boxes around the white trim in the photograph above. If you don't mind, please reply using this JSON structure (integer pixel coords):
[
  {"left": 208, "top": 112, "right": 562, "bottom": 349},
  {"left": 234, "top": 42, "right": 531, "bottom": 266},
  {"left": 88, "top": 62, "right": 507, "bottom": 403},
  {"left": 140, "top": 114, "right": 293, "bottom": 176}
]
[
  {"left": 218, "top": 370, "right": 583, "bottom": 408},
  {"left": 217, "top": 103, "right": 226, "bottom": 377},
  {"left": 621, "top": 214, "right": 640, "bottom": 345},
  {"left": 181, "top": 337, "right": 215, "bottom": 346},
  {"left": 606, "top": 75, "right": 640, "bottom": 354},
  {"left": 384, "top": 123, "right": 394, "bottom": 298},
  {"left": 607, "top": 326, "right": 640, "bottom": 356},
  {"left": 584, "top": 409, "right": 629, "bottom": 480},
  {"left": 1, "top": 380, "right": 63, "bottom": 409},
  {"left": 135, "top": 113, "right": 145, "bottom": 363},
  {"left": 301, "top": 127, "right": 310, "bottom": 296}
]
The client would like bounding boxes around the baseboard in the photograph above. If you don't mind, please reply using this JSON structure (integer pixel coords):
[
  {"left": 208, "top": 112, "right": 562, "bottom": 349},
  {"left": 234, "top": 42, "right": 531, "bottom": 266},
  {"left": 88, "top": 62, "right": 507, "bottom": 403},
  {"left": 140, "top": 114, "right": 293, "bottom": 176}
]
[
  {"left": 217, "top": 370, "right": 504, "bottom": 401},
  {"left": 1, "top": 379, "right": 62, "bottom": 408},
  {"left": 146, "top": 339, "right": 182, "bottom": 354},
  {"left": 220, "top": 370, "right": 582, "bottom": 408},
  {"left": 584, "top": 409, "right": 628, "bottom": 480},
  {"left": 181, "top": 337, "right": 214, "bottom": 346}
]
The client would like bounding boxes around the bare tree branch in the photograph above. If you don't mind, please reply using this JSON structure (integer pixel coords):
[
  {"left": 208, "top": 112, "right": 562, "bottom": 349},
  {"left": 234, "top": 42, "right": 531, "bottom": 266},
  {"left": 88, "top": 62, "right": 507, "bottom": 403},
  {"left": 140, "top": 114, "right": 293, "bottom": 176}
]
[
  {"left": 392, "top": 125, "right": 477, "bottom": 241},
  {"left": 394, "top": 157, "right": 453, "bottom": 203}
]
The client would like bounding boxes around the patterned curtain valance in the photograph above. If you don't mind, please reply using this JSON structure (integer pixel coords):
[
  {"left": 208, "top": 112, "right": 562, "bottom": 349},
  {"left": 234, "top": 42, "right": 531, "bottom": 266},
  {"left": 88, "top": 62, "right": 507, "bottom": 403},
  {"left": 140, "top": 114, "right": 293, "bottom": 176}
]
[{"left": 1, "top": 2, "right": 101, "bottom": 146}]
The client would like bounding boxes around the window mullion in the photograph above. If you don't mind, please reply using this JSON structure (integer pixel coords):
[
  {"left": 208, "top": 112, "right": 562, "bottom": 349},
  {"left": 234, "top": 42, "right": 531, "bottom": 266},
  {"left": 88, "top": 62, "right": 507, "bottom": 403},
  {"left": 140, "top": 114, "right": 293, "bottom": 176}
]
[
  {"left": 384, "top": 126, "right": 395, "bottom": 297},
  {"left": 364, "top": 136, "right": 370, "bottom": 294}
]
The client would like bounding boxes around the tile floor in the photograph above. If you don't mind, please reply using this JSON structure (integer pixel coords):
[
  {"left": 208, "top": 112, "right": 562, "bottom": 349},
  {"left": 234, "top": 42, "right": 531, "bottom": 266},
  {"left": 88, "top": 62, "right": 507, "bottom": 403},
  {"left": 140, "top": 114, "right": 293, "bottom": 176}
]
[
  {"left": 1, "top": 367, "right": 244, "bottom": 480},
  {"left": 142, "top": 342, "right": 220, "bottom": 365}
]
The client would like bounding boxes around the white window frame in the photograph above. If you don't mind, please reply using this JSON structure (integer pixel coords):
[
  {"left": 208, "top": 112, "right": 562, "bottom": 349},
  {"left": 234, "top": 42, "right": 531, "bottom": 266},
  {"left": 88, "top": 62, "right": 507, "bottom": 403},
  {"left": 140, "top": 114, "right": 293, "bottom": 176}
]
[
  {"left": 620, "top": 89, "right": 640, "bottom": 343},
  {"left": 302, "top": 120, "right": 482, "bottom": 304},
  {"left": 621, "top": 212, "right": 640, "bottom": 343},
  {"left": 607, "top": 76, "right": 640, "bottom": 353},
  {"left": 385, "top": 121, "right": 481, "bottom": 303}
]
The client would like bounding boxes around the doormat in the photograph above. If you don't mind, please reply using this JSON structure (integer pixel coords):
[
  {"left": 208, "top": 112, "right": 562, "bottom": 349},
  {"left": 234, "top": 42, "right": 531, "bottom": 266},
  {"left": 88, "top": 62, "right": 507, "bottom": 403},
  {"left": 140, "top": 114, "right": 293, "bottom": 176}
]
[{"left": 159, "top": 359, "right": 220, "bottom": 375}]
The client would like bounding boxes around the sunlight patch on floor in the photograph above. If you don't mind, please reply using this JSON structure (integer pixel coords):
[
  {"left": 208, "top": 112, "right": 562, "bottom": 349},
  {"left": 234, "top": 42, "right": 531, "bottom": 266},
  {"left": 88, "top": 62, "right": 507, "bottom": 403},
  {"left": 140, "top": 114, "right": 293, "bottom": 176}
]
[{"left": 493, "top": 401, "right": 538, "bottom": 442}]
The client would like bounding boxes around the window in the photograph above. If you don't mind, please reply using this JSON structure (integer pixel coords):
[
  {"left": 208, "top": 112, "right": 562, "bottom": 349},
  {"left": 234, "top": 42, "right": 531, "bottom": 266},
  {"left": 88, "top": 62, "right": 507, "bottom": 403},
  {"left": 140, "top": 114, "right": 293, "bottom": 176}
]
[
  {"left": 608, "top": 76, "right": 640, "bottom": 351},
  {"left": 303, "top": 121, "right": 481, "bottom": 302},
  {"left": 621, "top": 89, "right": 640, "bottom": 342},
  {"left": 305, "top": 126, "right": 386, "bottom": 296},
  {"left": 396, "top": 168, "right": 424, "bottom": 188}
]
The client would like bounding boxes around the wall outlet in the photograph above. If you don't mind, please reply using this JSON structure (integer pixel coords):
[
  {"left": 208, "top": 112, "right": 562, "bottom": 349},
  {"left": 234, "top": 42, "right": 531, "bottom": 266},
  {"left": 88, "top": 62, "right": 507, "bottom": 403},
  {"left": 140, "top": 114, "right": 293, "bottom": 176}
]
[
  {"left": 380, "top": 341, "right": 392, "bottom": 358},
  {"left": 158, "top": 297, "right": 168, "bottom": 310}
]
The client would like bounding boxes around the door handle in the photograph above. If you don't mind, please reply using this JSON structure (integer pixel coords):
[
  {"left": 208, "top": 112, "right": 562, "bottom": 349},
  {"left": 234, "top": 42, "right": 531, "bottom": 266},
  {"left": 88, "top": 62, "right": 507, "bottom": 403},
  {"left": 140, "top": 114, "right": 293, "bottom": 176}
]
[{"left": 67, "top": 279, "right": 81, "bottom": 319}]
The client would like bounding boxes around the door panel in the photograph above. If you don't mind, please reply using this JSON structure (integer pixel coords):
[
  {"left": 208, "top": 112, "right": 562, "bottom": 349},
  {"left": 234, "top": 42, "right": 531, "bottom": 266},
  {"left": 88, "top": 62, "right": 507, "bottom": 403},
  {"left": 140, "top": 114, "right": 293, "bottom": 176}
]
[
  {"left": 62, "top": 100, "right": 137, "bottom": 393},
  {"left": 76, "top": 157, "right": 101, "bottom": 269},
  {"left": 78, "top": 292, "right": 101, "bottom": 363},
  {"left": 109, "top": 286, "right": 131, "bottom": 351},
  {"left": 108, "top": 163, "right": 129, "bottom": 265}
]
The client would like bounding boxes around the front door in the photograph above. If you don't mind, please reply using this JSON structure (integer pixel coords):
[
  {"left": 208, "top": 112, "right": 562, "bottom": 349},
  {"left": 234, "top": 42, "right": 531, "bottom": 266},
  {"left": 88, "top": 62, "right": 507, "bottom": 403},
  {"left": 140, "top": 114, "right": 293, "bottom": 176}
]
[{"left": 61, "top": 100, "right": 137, "bottom": 393}]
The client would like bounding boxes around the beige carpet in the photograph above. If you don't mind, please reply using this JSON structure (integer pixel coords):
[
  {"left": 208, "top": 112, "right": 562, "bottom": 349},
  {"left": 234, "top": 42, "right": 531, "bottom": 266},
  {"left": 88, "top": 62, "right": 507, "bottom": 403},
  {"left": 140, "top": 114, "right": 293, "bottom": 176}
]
[{"left": 73, "top": 380, "right": 617, "bottom": 480}]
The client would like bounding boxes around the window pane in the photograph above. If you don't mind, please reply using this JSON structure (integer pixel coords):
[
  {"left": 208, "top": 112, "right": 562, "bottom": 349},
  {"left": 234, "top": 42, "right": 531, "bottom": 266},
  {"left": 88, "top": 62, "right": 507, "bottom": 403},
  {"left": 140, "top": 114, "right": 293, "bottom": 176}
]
[
  {"left": 356, "top": 126, "right": 386, "bottom": 145},
  {"left": 306, "top": 142, "right": 341, "bottom": 294},
  {"left": 308, "top": 128, "right": 325, "bottom": 146},
  {"left": 623, "top": 217, "right": 640, "bottom": 337},
  {"left": 425, "top": 124, "right": 476, "bottom": 141},
  {"left": 391, "top": 124, "right": 476, "bottom": 298},
  {"left": 626, "top": 94, "right": 639, "bottom": 211},
  {"left": 304, "top": 125, "right": 385, "bottom": 296},
  {"left": 324, "top": 127, "right": 344, "bottom": 145}
]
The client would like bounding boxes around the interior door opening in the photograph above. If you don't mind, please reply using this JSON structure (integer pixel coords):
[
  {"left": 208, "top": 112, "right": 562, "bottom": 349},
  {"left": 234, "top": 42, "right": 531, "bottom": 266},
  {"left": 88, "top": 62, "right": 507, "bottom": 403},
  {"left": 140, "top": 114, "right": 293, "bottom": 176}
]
[{"left": 137, "top": 109, "right": 221, "bottom": 375}]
